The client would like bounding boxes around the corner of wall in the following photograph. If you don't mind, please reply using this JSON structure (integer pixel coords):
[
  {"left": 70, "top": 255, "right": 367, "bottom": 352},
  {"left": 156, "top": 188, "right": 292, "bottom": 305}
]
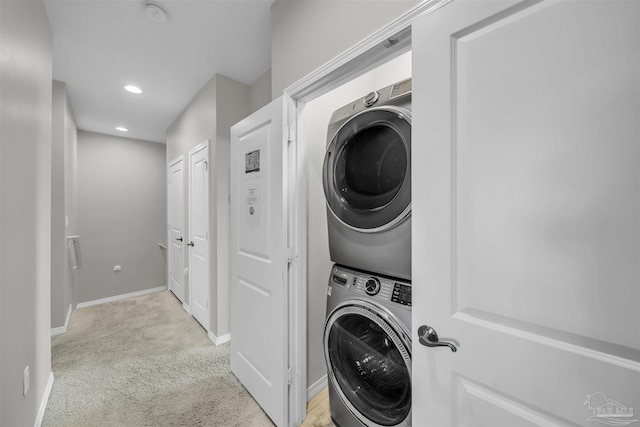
[{"left": 249, "top": 69, "right": 272, "bottom": 114}]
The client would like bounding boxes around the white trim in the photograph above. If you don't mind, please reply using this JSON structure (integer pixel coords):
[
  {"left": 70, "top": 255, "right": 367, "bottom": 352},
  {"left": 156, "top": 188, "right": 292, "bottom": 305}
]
[
  {"left": 207, "top": 331, "right": 231, "bottom": 346},
  {"left": 284, "top": 0, "right": 450, "bottom": 103},
  {"left": 34, "top": 372, "right": 54, "bottom": 427},
  {"left": 284, "top": 94, "right": 308, "bottom": 427},
  {"left": 51, "top": 304, "right": 73, "bottom": 336},
  {"left": 306, "top": 374, "right": 328, "bottom": 402},
  {"left": 182, "top": 302, "right": 191, "bottom": 315},
  {"left": 76, "top": 286, "right": 167, "bottom": 309},
  {"left": 168, "top": 155, "right": 184, "bottom": 169}
]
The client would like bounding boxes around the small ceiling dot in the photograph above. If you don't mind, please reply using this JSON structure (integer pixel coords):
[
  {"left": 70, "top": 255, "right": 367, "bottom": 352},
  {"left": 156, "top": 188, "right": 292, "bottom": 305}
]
[{"left": 116, "top": 127, "right": 128, "bottom": 132}]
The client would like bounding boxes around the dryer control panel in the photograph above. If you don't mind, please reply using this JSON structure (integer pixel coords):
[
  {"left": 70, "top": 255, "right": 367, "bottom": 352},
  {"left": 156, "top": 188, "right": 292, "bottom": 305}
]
[
  {"left": 328, "top": 78, "right": 412, "bottom": 124},
  {"left": 330, "top": 265, "right": 411, "bottom": 307}
]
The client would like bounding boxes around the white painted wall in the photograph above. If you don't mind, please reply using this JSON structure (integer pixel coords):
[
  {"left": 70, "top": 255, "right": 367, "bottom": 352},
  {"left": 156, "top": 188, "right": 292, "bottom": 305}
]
[
  {"left": 270, "top": 0, "right": 419, "bottom": 97},
  {"left": 301, "top": 52, "right": 412, "bottom": 388},
  {"left": 0, "top": 0, "right": 53, "bottom": 425},
  {"left": 51, "top": 81, "right": 78, "bottom": 330},
  {"left": 166, "top": 74, "right": 250, "bottom": 338},
  {"left": 75, "top": 131, "right": 167, "bottom": 304}
]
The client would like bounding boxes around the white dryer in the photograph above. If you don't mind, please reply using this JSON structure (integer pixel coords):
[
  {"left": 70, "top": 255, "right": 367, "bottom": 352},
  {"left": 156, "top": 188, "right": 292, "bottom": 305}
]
[{"left": 323, "top": 78, "right": 411, "bottom": 280}]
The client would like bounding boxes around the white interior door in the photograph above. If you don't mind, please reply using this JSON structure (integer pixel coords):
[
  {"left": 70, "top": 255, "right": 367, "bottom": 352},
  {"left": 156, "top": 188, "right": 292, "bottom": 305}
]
[
  {"left": 189, "top": 141, "right": 210, "bottom": 330},
  {"left": 230, "top": 98, "right": 289, "bottom": 426},
  {"left": 168, "top": 156, "right": 185, "bottom": 303},
  {"left": 412, "top": 1, "right": 639, "bottom": 425}
]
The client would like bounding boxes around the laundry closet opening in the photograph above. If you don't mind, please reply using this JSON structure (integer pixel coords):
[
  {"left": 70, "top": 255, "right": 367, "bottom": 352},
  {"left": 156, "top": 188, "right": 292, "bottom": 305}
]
[{"left": 298, "top": 49, "right": 412, "bottom": 410}]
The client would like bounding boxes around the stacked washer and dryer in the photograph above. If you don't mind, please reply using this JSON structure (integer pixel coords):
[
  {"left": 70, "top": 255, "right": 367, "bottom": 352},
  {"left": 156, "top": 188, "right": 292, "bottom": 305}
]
[{"left": 322, "top": 78, "right": 413, "bottom": 427}]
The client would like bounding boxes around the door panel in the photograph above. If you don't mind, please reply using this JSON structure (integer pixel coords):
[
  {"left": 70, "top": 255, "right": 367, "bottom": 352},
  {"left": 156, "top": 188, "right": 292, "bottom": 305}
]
[
  {"left": 231, "top": 98, "right": 288, "bottom": 427},
  {"left": 168, "top": 157, "right": 185, "bottom": 303},
  {"left": 189, "top": 142, "right": 210, "bottom": 330},
  {"left": 412, "top": 1, "right": 639, "bottom": 425}
]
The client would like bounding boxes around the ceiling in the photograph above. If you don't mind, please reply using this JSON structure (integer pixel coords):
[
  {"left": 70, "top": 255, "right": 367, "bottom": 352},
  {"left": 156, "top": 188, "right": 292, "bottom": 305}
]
[{"left": 44, "top": 0, "right": 274, "bottom": 143}]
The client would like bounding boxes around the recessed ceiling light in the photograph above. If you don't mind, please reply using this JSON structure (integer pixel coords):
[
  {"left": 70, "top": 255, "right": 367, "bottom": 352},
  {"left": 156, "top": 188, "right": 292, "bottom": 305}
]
[
  {"left": 116, "top": 127, "right": 128, "bottom": 132},
  {"left": 124, "top": 85, "right": 142, "bottom": 94}
]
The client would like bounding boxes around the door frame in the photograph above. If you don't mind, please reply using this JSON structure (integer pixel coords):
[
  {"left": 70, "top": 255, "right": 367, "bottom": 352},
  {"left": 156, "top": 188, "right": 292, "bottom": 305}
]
[
  {"left": 167, "top": 155, "right": 185, "bottom": 305},
  {"left": 282, "top": 0, "right": 448, "bottom": 423}
]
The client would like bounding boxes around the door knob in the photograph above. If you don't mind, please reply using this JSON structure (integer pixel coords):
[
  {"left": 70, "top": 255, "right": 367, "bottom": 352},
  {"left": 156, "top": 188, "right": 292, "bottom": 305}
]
[
  {"left": 187, "top": 241, "right": 194, "bottom": 247},
  {"left": 418, "top": 325, "right": 457, "bottom": 352},
  {"left": 176, "top": 237, "right": 183, "bottom": 241}
]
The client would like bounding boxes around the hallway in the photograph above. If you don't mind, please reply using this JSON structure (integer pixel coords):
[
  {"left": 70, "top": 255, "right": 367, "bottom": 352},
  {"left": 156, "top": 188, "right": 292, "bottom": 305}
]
[{"left": 44, "top": 292, "right": 272, "bottom": 426}]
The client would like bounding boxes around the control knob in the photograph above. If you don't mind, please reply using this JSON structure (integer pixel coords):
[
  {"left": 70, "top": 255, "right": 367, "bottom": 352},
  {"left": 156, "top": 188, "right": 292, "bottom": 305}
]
[
  {"left": 363, "top": 91, "right": 379, "bottom": 107},
  {"left": 364, "top": 277, "right": 381, "bottom": 296}
]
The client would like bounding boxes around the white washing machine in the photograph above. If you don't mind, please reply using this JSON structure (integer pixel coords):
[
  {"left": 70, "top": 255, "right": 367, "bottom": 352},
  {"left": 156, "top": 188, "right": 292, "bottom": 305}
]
[
  {"left": 324, "top": 264, "right": 412, "bottom": 427},
  {"left": 323, "top": 78, "right": 412, "bottom": 280}
]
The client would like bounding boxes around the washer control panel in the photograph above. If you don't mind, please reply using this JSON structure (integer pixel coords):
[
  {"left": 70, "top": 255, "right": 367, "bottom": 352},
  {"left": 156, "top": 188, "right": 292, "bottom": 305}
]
[
  {"left": 330, "top": 265, "right": 411, "bottom": 307},
  {"left": 364, "top": 277, "right": 381, "bottom": 295}
]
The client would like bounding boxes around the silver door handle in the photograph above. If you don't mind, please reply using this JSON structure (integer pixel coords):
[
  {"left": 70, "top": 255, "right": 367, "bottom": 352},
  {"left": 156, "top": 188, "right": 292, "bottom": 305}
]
[{"left": 418, "top": 325, "right": 457, "bottom": 352}]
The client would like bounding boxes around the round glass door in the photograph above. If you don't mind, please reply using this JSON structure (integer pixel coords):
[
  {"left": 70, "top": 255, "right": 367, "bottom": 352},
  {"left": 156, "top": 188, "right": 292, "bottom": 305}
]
[
  {"left": 323, "top": 106, "right": 411, "bottom": 231},
  {"left": 324, "top": 303, "right": 411, "bottom": 427}
]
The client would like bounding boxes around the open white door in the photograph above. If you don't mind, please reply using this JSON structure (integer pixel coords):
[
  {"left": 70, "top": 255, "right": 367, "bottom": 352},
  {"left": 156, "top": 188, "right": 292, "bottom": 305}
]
[
  {"left": 168, "top": 156, "right": 185, "bottom": 303},
  {"left": 412, "top": 1, "right": 639, "bottom": 425},
  {"left": 189, "top": 141, "right": 210, "bottom": 330},
  {"left": 230, "top": 98, "right": 291, "bottom": 426}
]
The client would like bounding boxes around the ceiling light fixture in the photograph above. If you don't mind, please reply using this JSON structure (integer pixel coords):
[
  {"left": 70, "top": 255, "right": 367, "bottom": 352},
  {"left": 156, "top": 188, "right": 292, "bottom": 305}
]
[
  {"left": 143, "top": 1, "right": 168, "bottom": 24},
  {"left": 124, "top": 85, "right": 142, "bottom": 94},
  {"left": 116, "top": 127, "right": 128, "bottom": 132}
]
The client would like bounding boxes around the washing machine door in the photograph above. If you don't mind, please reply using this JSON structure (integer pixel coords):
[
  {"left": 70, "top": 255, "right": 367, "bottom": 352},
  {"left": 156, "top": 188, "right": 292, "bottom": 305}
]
[
  {"left": 324, "top": 300, "right": 411, "bottom": 427},
  {"left": 323, "top": 106, "right": 411, "bottom": 232}
]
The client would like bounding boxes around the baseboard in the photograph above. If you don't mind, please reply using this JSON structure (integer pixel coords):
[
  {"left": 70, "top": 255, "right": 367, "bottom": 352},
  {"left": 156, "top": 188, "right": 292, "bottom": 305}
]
[
  {"left": 76, "top": 286, "right": 167, "bottom": 309},
  {"left": 34, "top": 372, "right": 54, "bottom": 427},
  {"left": 182, "top": 303, "right": 191, "bottom": 315},
  {"left": 207, "top": 331, "right": 231, "bottom": 346},
  {"left": 307, "top": 374, "right": 328, "bottom": 402},
  {"left": 51, "top": 304, "right": 73, "bottom": 336}
]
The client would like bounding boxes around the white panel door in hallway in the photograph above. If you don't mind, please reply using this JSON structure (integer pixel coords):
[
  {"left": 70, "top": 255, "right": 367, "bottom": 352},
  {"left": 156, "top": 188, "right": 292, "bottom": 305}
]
[
  {"left": 168, "top": 156, "right": 185, "bottom": 303},
  {"left": 412, "top": 1, "right": 639, "bottom": 425},
  {"left": 189, "top": 141, "right": 210, "bottom": 330},
  {"left": 230, "top": 98, "right": 290, "bottom": 427}
]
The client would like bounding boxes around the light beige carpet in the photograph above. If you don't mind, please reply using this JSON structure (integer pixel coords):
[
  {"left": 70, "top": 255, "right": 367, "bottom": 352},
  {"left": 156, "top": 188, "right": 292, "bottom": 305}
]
[{"left": 43, "top": 291, "right": 274, "bottom": 427}]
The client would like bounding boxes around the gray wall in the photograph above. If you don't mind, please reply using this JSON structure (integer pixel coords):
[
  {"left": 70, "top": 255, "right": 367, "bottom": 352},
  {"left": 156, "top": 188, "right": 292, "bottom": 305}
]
[
  {"left": 271, "top": 0, "right": 419, "bottom": 96},
  {"left": 250, "top": 68, "right": 272, "bottom": 114},
  {"left": 0, "top": 0, "right": 53, "bottom": 425},
  {"left": 51, "top": 81, "right": 78, "bottom": 329},
  {"left": 76, "top": 131, "right": 167, "bottom": 304},
  {"left": 166, "top": 74, "right": 250, "bottom": 337}
]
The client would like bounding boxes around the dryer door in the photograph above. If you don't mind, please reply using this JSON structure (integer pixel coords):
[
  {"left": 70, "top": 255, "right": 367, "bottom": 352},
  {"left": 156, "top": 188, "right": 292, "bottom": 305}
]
[
  {"left": 323, "top": 106, "right": 411, "bottom": 232},
  {"left": 324, "top": 301, "right": 411, "bottom": 427}
]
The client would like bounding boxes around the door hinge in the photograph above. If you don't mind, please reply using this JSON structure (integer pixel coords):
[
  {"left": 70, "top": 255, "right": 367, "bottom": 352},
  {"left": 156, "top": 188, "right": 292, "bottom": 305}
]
[
  {"left": 286, "top": 247, "right": 294, "bottom": 264},
  {"left": 287, "top": 367, "right": 293, "bottom": 385},
  {"left": 287, "top": 125, "right": 296, "bottom": 145}
]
